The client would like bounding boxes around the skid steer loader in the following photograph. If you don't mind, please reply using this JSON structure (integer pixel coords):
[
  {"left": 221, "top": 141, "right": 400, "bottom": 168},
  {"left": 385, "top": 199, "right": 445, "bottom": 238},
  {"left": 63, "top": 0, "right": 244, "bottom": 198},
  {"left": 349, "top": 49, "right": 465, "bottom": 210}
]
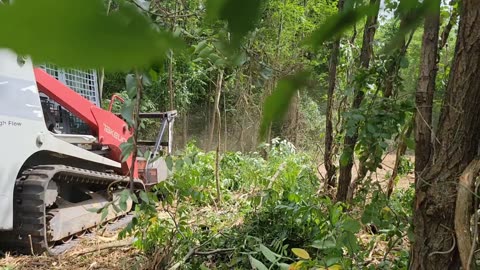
[{"left": 0, "top": 49, "right": 176, "bottom": 254}]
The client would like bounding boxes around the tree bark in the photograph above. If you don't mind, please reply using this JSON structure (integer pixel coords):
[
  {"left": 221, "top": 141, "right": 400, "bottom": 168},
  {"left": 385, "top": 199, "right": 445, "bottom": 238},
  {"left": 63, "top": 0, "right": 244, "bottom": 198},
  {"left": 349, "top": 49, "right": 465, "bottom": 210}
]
[
  {"left": 182, "top": 112, "right": 188, "bottom": 148},
  {"left": 411, "top": 1, "right": 480, "bottom": 269},
  {"left": 455, "top": 159, "right": 480, "bottom": 270},
  {"left": 324, "top": 0, "right": 345, "bottom": 188},
  {"left": 214, "top": 70, "right": 223, "bottom": 206},
  {"left": 208, "top": 71, "right": 224, "bottom": 151},
  {"left": 336, "top": 0, "right": 380, "bottom": 203},
  {"left": 414, "top": 0, "right": 440, "bottom": 177}
]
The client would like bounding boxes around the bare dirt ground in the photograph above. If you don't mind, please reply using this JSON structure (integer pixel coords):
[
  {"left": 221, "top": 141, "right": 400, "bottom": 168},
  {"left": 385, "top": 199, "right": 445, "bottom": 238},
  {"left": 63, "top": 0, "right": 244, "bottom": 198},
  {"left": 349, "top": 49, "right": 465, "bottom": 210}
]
[{"left": 317, "top": 152, "right": 415, "bottom": 191}]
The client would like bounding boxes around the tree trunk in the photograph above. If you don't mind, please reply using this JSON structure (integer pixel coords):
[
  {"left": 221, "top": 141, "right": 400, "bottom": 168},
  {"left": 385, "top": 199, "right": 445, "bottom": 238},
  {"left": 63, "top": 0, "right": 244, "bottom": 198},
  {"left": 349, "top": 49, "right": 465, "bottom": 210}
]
[
  {"left": 439, "top": 8, "right": 459, "bottom": 51},
  {"left": 411, "top": 1, "right": 480, "bottom": 269},
  {"left": 214, "top": 70, "right": 224, "bottom": 206},
  {"left": 336, "top": 0, "right": 380, "bottom": 203},
  {"left": 182, "top": 112, "right": 188, "bottom": 148},
  {"left": 324, "top": 0, "right": 345, "bottom": 188},
  {"left": 208, "top": 71, "right": 224, "bottom": 151},
  {"left": 415, "top": 0, "right": 440, "bottom": 177}
]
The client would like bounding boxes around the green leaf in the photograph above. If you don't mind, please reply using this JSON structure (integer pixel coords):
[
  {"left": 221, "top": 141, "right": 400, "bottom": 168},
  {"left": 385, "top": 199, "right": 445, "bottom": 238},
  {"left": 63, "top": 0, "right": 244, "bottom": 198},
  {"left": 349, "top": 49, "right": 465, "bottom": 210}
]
[
  {"left": 343, "top": 218, "right": 361, "bottom": 233},
  {"left": 139, "top": 191, "right": 149, "bottom": 203},
  {"left": 206, "top": 0, "right": 263, "bottom": 48},
  {"left": 131, "top": 192, "right": 139, "bottom": 204},
  {"left": 111, "top": 201, "right": 121, "bottom": 213},
  {"left": 100, "top": 207, "right": 109, "bottom": 222},
  {"left": 0, "top": 0, "right": 183, "bottom": 70},
  {"left": 165, "top": 156, "right": 174, "bottom": 171},
  {"left": 194, "top": 40, "right": 209, "bottom": 54},
  {"left": 308, "top": 3, "right": 380, "bottom": 50},
  {"left": 277, "top": 263, "right": 290, "bottom": 270},
  {"left": 125, "top": 74, "right": 137, "bottom": 98},
  {"left": 340, "top": 231, "right": 360, "bottom": 253},
  {"left": 260, "top": 72, "right": 309, "bottom": 138},
  {"left": 383, "top": 0, "right": 440, "bottom": 52},
  {"left": 291, "top": 248, "right": 310, "bottom": 259},
  {"left": 120, "top": 100, "right": 134, "bottom": 126},
  {"left": 199, "top": 264, "right": 210, "bottom": 270},
  {"left": 339, "top": 151, "right": 351, "bottom": 167},
  {"left": 259, "top": 244, "right": 278, "bottom": 263},
  {"left": 248, "top": 255, "right": 268, "bottom": 270},
  {"left": 406, "top": 137, "right": 415, "bottom": 150},
  {"left": 311, "top": 239, "right": 336, "bottom": 250}
]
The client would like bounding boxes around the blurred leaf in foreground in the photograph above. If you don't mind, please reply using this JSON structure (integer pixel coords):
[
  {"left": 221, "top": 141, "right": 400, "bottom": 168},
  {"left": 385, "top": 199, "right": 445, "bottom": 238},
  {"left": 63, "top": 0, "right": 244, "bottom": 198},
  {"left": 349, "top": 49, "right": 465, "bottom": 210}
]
[
  {"left": 206, "top": 0, "right": 263, "bottom": 49},
  {"left": 0, "top": 0, "right": 183, "bottom": 70},
  {"left": 260, "top": 71, "right": 310, "bottom": 139},
  {"left": 307, "top": 2, "right": 380, "bottom": 50}
]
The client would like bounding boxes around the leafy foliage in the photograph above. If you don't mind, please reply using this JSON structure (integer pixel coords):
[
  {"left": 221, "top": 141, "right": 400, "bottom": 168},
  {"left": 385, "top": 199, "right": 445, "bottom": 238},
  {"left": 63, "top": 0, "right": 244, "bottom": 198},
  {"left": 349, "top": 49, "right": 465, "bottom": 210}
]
[{"left": 0, "top": 0, "right": 182, "bottom": 70}]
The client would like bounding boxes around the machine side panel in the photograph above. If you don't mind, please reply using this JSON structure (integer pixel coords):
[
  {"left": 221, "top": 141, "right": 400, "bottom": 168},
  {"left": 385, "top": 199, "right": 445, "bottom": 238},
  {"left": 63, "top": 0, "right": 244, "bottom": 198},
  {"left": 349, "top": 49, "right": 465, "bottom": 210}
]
[
  {"left": 0, "top": 50, "right": 122, "bottom": 230},
  {"left": 0, "top": 51, "right": 48, "bottom": 230}
]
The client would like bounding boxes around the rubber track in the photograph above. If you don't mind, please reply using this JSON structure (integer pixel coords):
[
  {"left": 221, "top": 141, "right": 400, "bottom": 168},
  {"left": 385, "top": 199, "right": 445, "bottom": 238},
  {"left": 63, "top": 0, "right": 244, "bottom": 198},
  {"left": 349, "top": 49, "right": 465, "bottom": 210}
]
[{"left": 0, "top": 165, "right": 142, "bottom": 255}]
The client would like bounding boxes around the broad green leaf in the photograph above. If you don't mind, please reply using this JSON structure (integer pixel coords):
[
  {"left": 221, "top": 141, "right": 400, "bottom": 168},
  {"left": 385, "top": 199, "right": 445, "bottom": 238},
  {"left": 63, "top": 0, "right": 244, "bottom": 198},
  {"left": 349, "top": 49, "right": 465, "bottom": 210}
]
[
  {"left": 343, "top": 218, "right": 361, "bottom": 233},
  {"left": 311, "top": 239, "right": 336, "bottom": 250},
  {"left": 139, "top": 191, "right": 149, "bottom": 203},
  {"left": 308, "top": 3, "right": 380, "bottom": 50},
  {"left": 125, "top": 74, "right": 137, "bottom": 98},
  {"left": 260, "top": 72, "right": 309, "bottom": 138},
  {"left": 120, "top": 100, "right": 134, "bottom": 126},
  {"left": 291, "top": 248, "right": 310, "bottom": 259},
  {"left": 259, "top": 244, "right": 278, "bottom": 263},
  {"left": 100, "top": 207, "right": 109, "bottom": 222},
  {"left": 206, "top": 0, "right": 263, "bottom": 48},
  {"left": 339, "top": 151, "right": 351, "bottom": 167},
  {"left": 199, "top": 264, "right": 210, "bottom": 270},
  {"left": 277, "top": 263, "right": 290, "bottom": 270},
  {"left": 120, "top": 138, "right": 134, "bottom": 162},
  {"left": 111, "top": 201, "right": 121, "bottom": 213},
  {"left": 165, "top": 156, "right": 174, "bottom": 171},
  {"left": 406, "top": 137, "right": 415, "bottom": 150},
  {"left": 249, "top": 255, "right": 268, "bottom": 270},
  {"left": 194, "top": 40, "right": 209, "bottom": 54},
  {"left": 0, "top": 0, "right": 182, "bottom": 70}
]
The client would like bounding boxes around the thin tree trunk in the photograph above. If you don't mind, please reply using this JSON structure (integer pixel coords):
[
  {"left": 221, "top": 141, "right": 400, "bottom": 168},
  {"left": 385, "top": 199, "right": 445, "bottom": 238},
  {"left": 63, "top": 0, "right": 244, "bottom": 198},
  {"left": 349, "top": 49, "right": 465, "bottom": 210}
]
[
  {"left": 455, "top": 159, "right": 480, "bottom": 270},
  {"left": 224, "top": 91, "right": 227, "bottom": 152},
  {"left": 439, "top": 7, "right": 458, "bottom": 51},
  {"left": 411, "top": 1, "right": 480, "bottom": 268},
  {"left": 130, "top": 71, "right": 144, "bottom": 192},
  {"left": 208, "top": 72, "right": 223, "bottom": 150},
  {"left": 214, "top": 70, "right": 224, "bottom": 206},
  {"left": 168, "top": 51, "right": 175, "bottom": 111},
  {"left": 325, "top": 0, "right": 345, "bottom": 189},
  {"left": 182, "top": 112, "right": 188, "bottom": 148},
  {"left": 336, "top": 0, "right": 380, "bottom": 203},
  {"left": 387, "top": 119, "right": 413, "bottom": 198},
  {"left": 414, "top": 0, "right": 440, "bottom": 179}
]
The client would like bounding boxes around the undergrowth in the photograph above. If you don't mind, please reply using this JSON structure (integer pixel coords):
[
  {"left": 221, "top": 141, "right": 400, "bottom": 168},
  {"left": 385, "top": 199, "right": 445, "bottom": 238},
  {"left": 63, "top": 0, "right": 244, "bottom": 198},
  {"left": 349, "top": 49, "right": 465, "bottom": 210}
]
[{"left": 120, "top": 139, "right": 413, "bottom": 270}]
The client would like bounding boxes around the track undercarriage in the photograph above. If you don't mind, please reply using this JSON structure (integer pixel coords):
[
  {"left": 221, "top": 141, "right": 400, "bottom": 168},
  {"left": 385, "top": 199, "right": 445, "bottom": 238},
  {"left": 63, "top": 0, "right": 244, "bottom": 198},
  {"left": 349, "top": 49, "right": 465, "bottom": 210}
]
[{"left": 0, "top": 165, "right": 143, "bottom": 254}]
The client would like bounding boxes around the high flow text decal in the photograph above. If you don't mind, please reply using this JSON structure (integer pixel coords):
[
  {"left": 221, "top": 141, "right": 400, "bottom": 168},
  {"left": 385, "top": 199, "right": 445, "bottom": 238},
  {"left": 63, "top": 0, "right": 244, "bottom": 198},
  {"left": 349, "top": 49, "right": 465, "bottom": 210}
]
[{"left": 0, "top": 120, "right": 22, "bottom": 127}]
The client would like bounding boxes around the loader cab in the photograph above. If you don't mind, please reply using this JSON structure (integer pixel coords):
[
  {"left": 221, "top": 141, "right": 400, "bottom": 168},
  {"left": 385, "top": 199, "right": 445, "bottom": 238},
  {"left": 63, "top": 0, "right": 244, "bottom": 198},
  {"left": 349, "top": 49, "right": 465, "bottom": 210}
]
[{"left": 38, "top": 65, "right": 99, "bottom": 135}]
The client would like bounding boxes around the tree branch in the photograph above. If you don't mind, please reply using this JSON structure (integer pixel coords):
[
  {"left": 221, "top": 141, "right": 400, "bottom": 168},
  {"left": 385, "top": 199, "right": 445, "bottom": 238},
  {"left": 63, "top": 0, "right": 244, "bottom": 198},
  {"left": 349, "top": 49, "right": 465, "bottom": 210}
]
[{"left": 455, "top": 159, "right": 480, "bottom": 270}]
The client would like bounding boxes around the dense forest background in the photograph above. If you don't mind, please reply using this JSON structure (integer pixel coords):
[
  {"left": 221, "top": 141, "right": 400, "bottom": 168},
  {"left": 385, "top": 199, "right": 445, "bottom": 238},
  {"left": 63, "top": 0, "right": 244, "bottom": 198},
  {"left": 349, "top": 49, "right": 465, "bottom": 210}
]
[{"left": 3, "top": 0, "right": 480, "bottom": 269}]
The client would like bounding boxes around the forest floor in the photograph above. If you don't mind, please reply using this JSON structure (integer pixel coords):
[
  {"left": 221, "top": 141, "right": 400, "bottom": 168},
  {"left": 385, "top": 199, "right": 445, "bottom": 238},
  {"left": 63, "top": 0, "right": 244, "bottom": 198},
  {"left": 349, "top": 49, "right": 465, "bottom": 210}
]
[{"left": 0, "top": 153, "right": 415, "bottom": 270}]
